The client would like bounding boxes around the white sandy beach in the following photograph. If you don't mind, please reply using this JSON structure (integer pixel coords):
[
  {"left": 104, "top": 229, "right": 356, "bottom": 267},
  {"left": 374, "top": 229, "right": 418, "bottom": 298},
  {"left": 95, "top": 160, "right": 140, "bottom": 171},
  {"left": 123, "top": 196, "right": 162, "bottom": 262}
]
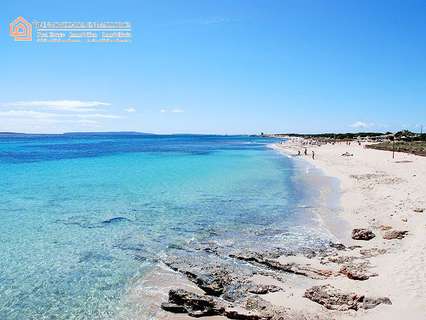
[{"left": 272, "top": 140, "right": 426, "bottom": 320}]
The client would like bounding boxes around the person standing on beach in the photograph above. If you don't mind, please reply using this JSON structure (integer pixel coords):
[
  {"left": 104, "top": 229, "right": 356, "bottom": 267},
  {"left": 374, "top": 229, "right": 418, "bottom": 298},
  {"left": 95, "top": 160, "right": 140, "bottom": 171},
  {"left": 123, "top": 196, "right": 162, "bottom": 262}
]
[
  {"left": 304, "top": 148, "right": 307, "bottom": 156},
  {"left": 312, "top": 150, "right": 315, "bottom": 159}
]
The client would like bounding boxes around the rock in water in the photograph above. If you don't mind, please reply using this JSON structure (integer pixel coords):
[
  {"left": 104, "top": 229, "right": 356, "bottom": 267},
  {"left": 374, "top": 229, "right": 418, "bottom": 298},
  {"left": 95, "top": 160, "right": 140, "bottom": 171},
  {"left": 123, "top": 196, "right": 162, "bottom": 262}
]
[
  {"left": 102, "top": 217, "right": 131, "bottom": 224},
  {"left": 383, "top": 230, "right": 408, "bottom": 240},
  {"left": 304, "top": 285, "right": 391, "bottom": 311},
  {"left": 351, "top": 228, "right": 376, "bottom": 241}
]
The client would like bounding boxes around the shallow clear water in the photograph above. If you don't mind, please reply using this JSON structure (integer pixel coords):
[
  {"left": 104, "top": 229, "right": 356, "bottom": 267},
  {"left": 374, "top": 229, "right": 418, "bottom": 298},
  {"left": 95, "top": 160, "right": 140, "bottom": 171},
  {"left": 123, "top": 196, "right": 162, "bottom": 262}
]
[{"left": 0, "top": 134, "right": 331, "bottom": 320}]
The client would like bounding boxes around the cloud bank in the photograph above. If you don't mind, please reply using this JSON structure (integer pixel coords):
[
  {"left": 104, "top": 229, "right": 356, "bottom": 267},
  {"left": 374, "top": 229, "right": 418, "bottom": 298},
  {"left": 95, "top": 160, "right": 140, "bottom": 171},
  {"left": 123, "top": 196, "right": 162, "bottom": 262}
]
[
  {"left": 0, "top": 100, "right": 123, "bottom": 133},
  {"left": 2, "top": 100, "right": 111, "bottom": 112}
]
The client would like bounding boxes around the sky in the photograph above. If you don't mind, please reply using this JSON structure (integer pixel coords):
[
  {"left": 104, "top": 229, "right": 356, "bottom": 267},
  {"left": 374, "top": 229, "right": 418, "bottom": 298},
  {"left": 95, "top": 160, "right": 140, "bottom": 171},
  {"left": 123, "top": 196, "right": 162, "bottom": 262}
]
[{"left": 1, "top": 0, "right": 426, "bottom": 134}]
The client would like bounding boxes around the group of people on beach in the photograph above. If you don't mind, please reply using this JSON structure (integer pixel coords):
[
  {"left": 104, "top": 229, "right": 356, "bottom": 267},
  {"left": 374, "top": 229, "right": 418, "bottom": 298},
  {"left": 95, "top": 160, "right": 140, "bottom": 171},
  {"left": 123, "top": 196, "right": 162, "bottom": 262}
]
[{"left": 297, "top": 147, "right": 315, "bottom": 159}]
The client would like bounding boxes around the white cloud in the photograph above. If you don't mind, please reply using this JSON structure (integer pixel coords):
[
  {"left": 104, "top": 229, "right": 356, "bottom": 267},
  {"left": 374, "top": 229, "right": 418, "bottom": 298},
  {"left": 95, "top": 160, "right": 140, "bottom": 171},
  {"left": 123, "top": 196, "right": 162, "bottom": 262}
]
[
  {"left": 350, "top": 121, "right": 374, "bottom": 129},
  {"left": 160, "top": 108, "right": 184, "bottom": 113},
  {"left": 125, "top": 107, "right": 136, "bottom": 113},
  {"left": 0, "top": 110, "right": 122, "bottom": 120},
  {"left": 76, "top": 113, "right": 123, "bottom": 119},
  {"left": 0, "top": 100, "right": 129, "bottom": 133},
  {"left": 1, "top": 100, "right": 110, "bottom": 112}
]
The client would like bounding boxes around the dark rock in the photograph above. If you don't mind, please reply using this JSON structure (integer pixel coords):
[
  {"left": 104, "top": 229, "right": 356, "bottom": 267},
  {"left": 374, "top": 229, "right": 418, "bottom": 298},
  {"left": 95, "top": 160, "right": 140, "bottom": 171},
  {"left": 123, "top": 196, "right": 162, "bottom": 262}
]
[
  {"left": 166, "top": 289, "right": 226, "bottom": 317},
  {"left": 413, "top": 208, "right": 424, "bottom": 213},
  {"left": 304, "top": 285, "right": 391, "bottom": 311},
  {"left": 102, "top": 217, "right": 131, "bottom": 224},
  {"left": 160, "top": 302, "right": 187, "bottom": 313},
  {"left": 329, "top": 242, "right": 346, "bottom": 250},
  {"left": 383, "top": 230, "right": 408, "bottom": 240},
  {"left": 162, "top": 289, "right": 282, "bottom": 319},
  {"left": 351, "top": 228, "right": 376, "bottom": 241}
]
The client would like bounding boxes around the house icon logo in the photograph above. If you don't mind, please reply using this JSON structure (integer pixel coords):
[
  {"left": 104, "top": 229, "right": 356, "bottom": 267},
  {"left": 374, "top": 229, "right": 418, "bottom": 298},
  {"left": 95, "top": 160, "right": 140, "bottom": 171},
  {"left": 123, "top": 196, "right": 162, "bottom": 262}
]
[{"left": 9, "top": 16, "right": 32, "bottom": 41}]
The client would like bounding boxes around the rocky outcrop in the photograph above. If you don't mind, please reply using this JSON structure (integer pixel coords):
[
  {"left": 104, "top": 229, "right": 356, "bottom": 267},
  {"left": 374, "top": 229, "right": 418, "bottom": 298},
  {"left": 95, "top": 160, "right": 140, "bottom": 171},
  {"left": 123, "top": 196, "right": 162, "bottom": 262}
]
[
  {"left": 161, "top": 289, "right": 285, "bottom": 319},
  {"left": 359, "top": 248, "right": 386, "bottom": 257},
  {"left": 230, "top": 251, "right": 333, "bottom": 280},
  {"left": 326, "top": 255, "right": 357, "bottom": 264},
  {"left": 161, "top": 289, "right": 226, "bottom": 317},
  {"left": 162, "top": 255, "right": 252, "bottom": 299},
  {"left": 328, "top": 242, "right": 347, "bottom": 251},
  {"left": 383, "top": 230, "right": 408, "bottom": 240},
  {"left": 160, "top": 240, "right": 392, "bottom": 318},
  {"left": 247, "top": 284, "right": 282, "bottom": 294},
  {"left": 160, "top": 302, "right": 187, "bottom": 313},
  {"left": 339, "top": 263, "right": 377, "bottom": 281},
  {"left": 351, "top": 228, "right": 376, "bottom": 240},
  {"left": 304, "top": 285, "right": 391, "bottom": 311}
]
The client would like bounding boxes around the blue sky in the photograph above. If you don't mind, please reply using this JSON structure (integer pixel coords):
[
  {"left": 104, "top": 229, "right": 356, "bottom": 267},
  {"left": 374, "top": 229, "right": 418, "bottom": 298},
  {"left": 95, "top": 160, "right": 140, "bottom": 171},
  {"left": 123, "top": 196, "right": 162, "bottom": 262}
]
[{"left": 1, "top": 0, "right": 426, "bottom": 134}]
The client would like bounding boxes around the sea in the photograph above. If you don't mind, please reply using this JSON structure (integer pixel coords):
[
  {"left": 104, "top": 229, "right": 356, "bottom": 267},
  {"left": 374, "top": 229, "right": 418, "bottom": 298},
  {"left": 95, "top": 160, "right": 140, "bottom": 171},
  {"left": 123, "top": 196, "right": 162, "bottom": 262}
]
[{"left": 0, "top": 133, "right": 336, "bottom": 319}]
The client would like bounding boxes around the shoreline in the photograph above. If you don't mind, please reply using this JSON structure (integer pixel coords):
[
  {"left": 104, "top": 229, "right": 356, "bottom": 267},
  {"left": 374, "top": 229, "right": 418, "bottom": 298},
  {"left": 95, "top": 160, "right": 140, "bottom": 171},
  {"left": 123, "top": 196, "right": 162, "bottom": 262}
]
[
  {"left": 133, "top": 139, "right": 425, "bottom": 320},
  {"left": 272, "top": 143, "right": 351, "bottom": 243},
  {"left": 272, "top": 139, "right": 426, "bottom": 319}
]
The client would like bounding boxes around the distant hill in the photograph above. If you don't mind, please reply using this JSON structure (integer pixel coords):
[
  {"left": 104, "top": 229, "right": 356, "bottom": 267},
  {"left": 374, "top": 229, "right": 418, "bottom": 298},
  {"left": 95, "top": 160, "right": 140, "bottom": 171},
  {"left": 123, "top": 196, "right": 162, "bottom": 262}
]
[{"left": 62, "top": 131, "right": 156, "bottom": 136}]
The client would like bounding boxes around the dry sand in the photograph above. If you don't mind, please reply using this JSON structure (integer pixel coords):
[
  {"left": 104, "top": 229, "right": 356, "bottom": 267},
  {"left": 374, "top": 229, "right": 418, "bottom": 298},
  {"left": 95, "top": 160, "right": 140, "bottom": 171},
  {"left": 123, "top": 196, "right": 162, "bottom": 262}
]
[{"left": 272, "top": 140, "right": 426, "bottom": 320}]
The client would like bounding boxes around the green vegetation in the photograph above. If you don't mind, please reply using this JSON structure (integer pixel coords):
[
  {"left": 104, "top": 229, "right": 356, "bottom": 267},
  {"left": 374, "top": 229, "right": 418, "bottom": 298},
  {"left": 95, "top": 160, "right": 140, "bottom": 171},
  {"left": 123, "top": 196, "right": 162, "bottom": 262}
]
[
  {"left": 272, "top": 132, "right": 389, "bottom": 140},
  {"left": 271, "top": 130, "right": 426, "bottom": 142},
  {"left": 367, "top": 141, "right": 426, "bottom": 156}
]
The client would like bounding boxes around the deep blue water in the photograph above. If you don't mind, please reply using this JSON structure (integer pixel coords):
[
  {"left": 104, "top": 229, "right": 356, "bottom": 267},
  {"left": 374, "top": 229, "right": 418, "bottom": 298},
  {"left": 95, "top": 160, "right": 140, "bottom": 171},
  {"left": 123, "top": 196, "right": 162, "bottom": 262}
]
[{"left": 0, "top": 134, "right": 330, "bottom": 320}]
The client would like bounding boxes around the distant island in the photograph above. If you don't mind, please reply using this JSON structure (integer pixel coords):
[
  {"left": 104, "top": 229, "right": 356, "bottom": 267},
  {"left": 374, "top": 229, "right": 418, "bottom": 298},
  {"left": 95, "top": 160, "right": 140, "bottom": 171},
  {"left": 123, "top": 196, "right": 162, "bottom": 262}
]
[{"left": 0, "top": 131, "right": 156, "bottom": 136}]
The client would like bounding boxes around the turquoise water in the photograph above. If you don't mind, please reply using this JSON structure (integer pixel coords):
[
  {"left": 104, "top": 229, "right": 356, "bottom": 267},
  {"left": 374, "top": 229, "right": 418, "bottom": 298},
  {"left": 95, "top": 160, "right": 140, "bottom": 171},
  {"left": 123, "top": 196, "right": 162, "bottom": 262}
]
[{"left": 0, "top": 134, "right": 329, "bottom": 319}]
